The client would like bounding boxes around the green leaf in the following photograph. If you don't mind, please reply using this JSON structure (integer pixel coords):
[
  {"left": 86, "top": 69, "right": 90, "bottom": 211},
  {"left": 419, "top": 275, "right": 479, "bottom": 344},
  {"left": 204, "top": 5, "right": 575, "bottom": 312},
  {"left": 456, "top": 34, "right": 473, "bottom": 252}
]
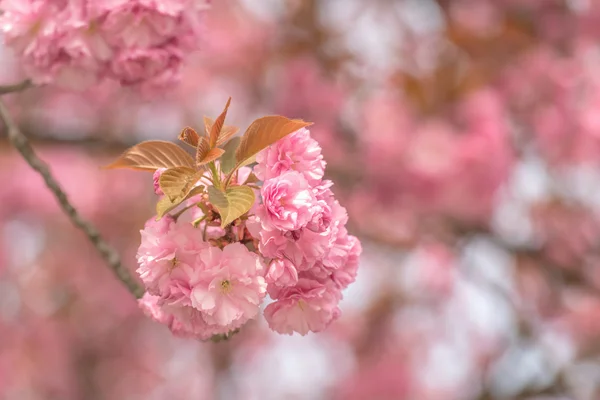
[
  {"left": 103, "top": 141, "right": 195, "bottom": 171},
  {"left": 156, "top": 185, "right": 205, "bottom": 219},
  {"left": 207, "top": 185, "right": 255, "bottom": 228},
  {"left": 235, "top": 116, "right": 312, "bottom": 167},
  {"left": 220, "top": 137, "right": 241, "bottom": 174},
  {"left": 159, "top": 167, "right": 203, "bottom": 202}
]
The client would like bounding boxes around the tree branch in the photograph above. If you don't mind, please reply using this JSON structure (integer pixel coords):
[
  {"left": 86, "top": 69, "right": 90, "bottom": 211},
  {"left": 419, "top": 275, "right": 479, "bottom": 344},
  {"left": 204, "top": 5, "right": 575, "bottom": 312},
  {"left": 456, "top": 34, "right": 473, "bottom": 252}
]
[
  {"left": 0, "top": 95, "right": 144, "bottom": 298},
  {"left": 0, "top": 79, "right": 33, "bottom": 95}
]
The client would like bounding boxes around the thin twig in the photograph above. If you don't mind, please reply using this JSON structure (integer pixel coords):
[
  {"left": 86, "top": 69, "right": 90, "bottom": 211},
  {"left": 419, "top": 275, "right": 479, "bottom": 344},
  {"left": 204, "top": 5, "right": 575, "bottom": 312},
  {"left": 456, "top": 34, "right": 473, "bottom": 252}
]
[
  {"left": 171, "top": 202, "right": 198, "bottom": 220},
  {"left": 0, "top": 97, "right": 144, "bottom": 298},
  {"left": 203, "top": 217, "right": 209, "bottom": 241},
  {"left": 0, "top": 79, "right": 34, "bottom": 95}
]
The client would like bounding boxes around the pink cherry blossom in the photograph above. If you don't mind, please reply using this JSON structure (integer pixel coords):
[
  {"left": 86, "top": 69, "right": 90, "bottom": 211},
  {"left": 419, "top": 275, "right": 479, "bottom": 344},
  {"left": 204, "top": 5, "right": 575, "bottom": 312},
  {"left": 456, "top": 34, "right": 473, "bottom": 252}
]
[
  {"left": 0, "top": 0, "right": 210, "bottom": 90},
  {"left": 109, "top": 46, "right": 182, "bottom": 89},
  {"left": 264, "top": 279, "right": 342, "bottom": 335},
  {"left": 136, "top": 216, "right": 207, "bottom": 300},
  {"left": 0, "top": 1, "right": 66, "bottom": 53},
  {"left": 254, "top": 179, "right": 350, "bottom": 271},
  {"left": 139, "top": 292, "right": 220, "bottom": 340},
  {"left": 48, "top": 28, "right": 113, "bottom": 89},
  {"left": 254, "top": 222, "right": 328, "bottom": 268},
  {"left": 0, "top": 0, "right": 105, "bottom": 88},
  {"left": 266, "top": 258, "right": 299, "bottom": 287},
  {"left": 152, "top": 168, "right": 165, "bottom": 195},
  {"left": 255, "top": 127, "right": 326, "bottom": 185},
  {"left": 187, "top": 243, "right": 267, "bottom": 329},
  {"left": 99, "top": 0, "right": 186, "bottom": 49},
  {"left": 139, "top": 241, "right": 267, "bottom": 338},
  {"left": 330, "top": 235, "right": 362, "bottom": 290},
  {"left": 259, "top": 170, "right": 320, "bottom": 231}
]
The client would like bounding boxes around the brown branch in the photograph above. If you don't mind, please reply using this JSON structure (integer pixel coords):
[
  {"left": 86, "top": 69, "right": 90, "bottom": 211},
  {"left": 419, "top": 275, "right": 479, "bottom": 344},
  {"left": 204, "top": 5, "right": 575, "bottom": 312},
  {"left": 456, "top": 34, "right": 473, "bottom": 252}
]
[
  {"left": 0, "top": 93, "right": 144, "bottom": 298},
  {"left": 0, "top": 133, "right": 136, "bottom": 151},
  {"left": 0, "top": 79, "right": 33, "bottom": 95}
]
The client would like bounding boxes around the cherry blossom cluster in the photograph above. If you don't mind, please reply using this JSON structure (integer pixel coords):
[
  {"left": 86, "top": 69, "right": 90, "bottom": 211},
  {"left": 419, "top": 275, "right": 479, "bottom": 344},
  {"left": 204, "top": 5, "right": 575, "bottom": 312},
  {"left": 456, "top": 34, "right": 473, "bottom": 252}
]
[
  {"left": 251, "top": 128, "right": 362, "bottom": 335},
  {"left": 132, "top": 127, "right": 361, "bottom": 340},
  {"left": 0, "top": 0, "right": 210, "bottom": 90},
  {"left": 137, "top": 216, "right": 267, "bottom": 340}
]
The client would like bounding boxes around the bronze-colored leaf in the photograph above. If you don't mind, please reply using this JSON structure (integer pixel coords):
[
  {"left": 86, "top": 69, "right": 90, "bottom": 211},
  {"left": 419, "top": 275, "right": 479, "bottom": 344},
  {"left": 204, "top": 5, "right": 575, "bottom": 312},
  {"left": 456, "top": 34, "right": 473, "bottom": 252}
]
[
  {"left": 156, "top": 185, "right": 205, "bottom": 219},
  {"left": 209, "top": 97, "right": 232, "bottom": 148},
  {"left": 103, "top": 141, "right": 195, "bottom": 171},
  {"left": 220, "top": 137, "right": 241, "bottom": 174},
  {"left": 158, "top": 167, "right": 204, "bottom": 202},
  {"left": 204, "top": 116, "right": 214, "bottom": 137},
  {"left": 196, "top": 137, "right": 211, "bottom": 165},
  {"left": 216, "top": 126, "right": 240, "bottom": 146},
  {"left": 207, "top": 185, "right": 255, "bottom": 228},
  {"left": 178, "top": 127, "right": 200, "bottom": 148},
  {"left": 235, "top": 116, "right": 312, "bottom": 167},
  {"left": 205, "top": 117, "right": 239, "bottom": 146},
  {"left": 197, "top": 148, "right": 225, "bottom": 166},
  {"left": 243, "top": 172, "right": 259, "bottom": 185}
]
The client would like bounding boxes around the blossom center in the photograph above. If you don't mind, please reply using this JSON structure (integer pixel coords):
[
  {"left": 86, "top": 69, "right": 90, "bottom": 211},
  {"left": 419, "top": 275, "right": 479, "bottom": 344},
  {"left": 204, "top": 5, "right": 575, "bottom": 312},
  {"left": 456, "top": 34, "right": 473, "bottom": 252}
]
[
  {"left": 30, "top": 20, "right": 43, "bottom": 36},
  {"left": 297, "top": 299, "right": 306, "bottom": 311},
  {"left": 169, "top": 257, "right": 180, "bottom": 271},
  {"left": 220, "top": 279, "right": 233, "bottom": 294}
]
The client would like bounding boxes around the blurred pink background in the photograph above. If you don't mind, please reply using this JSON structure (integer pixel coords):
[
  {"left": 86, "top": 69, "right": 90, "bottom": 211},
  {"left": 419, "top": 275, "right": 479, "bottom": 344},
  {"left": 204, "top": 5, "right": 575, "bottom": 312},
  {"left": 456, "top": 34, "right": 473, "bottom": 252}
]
[{"left": 3, "top": 0, "right": 600, "bottom": 399}]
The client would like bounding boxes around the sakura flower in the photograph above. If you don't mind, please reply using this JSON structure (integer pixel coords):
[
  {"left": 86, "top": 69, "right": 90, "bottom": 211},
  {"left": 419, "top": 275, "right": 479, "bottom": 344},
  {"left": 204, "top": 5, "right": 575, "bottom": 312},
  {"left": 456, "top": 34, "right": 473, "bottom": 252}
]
[
  {"left": 0, "top": 0, "right": 65, "bottom": 54},
  {"left": 109, "top": 46, "right": 182, "bottom": 88},
  {"left": 259, "top": 170, "right": 320, "bottom": 231},
  {"left": 139, "top": 292, "right": 221, "bottom": 340},
  {"left": 188, "top": 243, "right": 267, "bottom": 329},
  {"left": 99, "top": 0, "right": 185, "bottom": 49},
  {"left": 297, "top": 232, "right": 361, "bottom": 288},
  {"left": 266, "top": 258, "right": 299, "bottom": 287},
  {"left": 264, "top": 279, "right": 342, "bottom": 335},
  {"left": 152, "top": 168, "right": 166, "bottom": 195},
  {"left": 0, "top": 0, "right": 210, "bottom": 89},
  {"left": 136, "top": 216, "right": 207, "bottom": 300},
  {"left": 139, "top": 292, "right": 172, "bottom": 326},
  {"left": 330, "top": 235, "right": 362, "bottom": 290},
  {"left": 48, "top": 29, "right": 113, "bottom": 89},
  {"left": 254, "top": 181, "right": 348, "bottom": 268},
  {"left": 255, "top": 128, "right": 326, "bottom": 185}
]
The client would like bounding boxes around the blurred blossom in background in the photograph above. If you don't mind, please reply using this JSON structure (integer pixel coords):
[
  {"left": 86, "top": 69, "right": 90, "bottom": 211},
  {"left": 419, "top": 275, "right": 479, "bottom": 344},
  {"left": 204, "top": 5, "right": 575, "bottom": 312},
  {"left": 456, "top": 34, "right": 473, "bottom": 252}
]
[{"left": 3, "top": 0, "right": 600, "bottom": 399}]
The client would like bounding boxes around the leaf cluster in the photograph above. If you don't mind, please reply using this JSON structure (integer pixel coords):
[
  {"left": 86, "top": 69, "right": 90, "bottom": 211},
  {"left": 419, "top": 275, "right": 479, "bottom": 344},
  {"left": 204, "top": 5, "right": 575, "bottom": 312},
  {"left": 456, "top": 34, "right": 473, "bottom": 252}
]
[{"left": 104, "top": 98, "right": 312, "bottom": 227}]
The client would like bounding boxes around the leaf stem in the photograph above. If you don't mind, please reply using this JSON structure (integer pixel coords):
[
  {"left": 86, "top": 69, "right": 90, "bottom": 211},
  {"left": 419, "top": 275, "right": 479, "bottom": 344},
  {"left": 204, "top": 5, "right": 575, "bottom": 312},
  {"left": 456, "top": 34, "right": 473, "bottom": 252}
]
[
  {"left": 223, "top": 162, "right": 241, "bottom": 188},
  {"left": 208, "top": 161, "right": 221, "bottom": 189},
  {"left": 192, "top": 214, "right": 207, "bottom": 228},
  {"left": 0, "top": 96, "right": 144, "bottom": 298},
  {"left": 202, "top": 217, "right": 209, "bottom": 241},
  {"left": 171, "top": 202, "right": 198, "bottom": 220}
]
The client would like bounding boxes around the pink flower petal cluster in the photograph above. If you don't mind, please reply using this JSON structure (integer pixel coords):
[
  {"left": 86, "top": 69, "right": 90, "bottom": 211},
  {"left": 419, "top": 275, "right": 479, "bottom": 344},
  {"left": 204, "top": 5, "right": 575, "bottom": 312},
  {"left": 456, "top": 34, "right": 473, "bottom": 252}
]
[
  {"left": 136, "top": 217, "right": 267, "bottom": 340},
  {"left": 152, "top": 168, "right": 166, "bottom": 195},
  {"left": 255, "top": 127, "right": 326, "bottom": 185},
  {"left": 258, "top": 170, "right": 319, "bottom": 231},
  {"left": 0, "top": 0, "right": 210, "bottom": 90},
  {"left": 252, "top": 128, "right": 362, "bottom": 335}
]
